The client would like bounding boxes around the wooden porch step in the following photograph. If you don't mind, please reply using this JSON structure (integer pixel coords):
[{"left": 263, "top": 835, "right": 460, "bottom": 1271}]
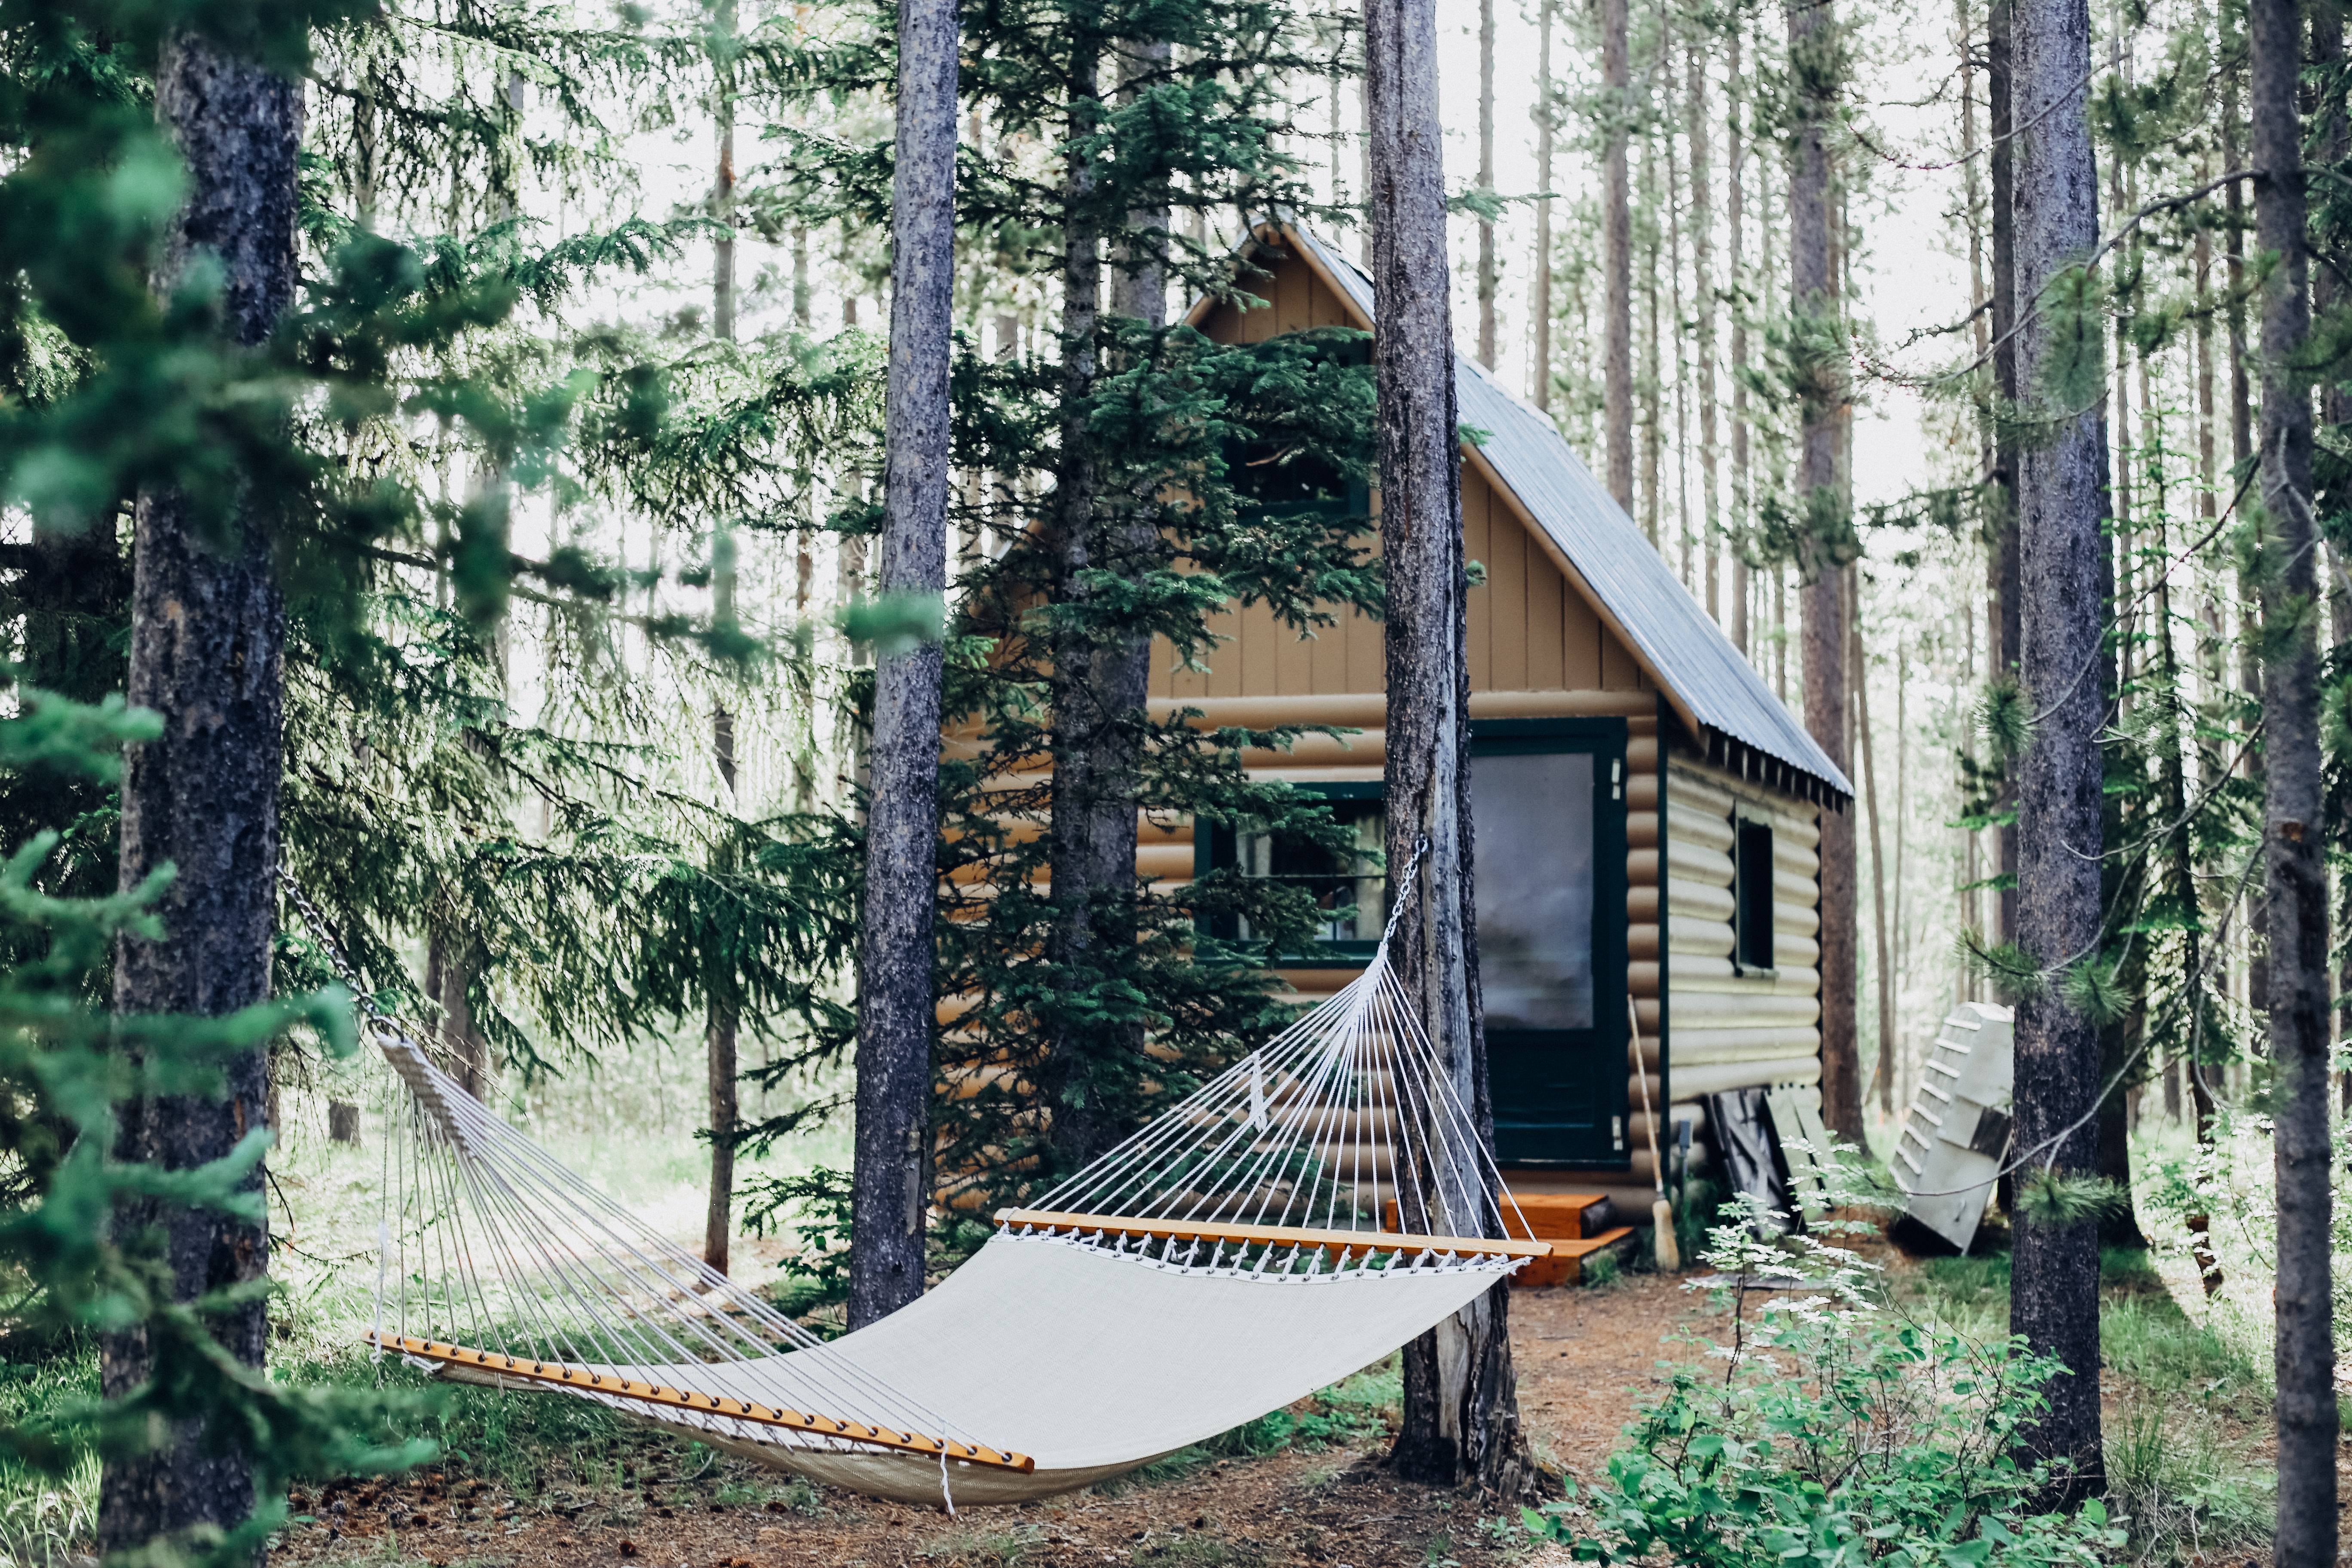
[{"left": 1386, "top": 1193, "right": 1634, "bottom": 1287}]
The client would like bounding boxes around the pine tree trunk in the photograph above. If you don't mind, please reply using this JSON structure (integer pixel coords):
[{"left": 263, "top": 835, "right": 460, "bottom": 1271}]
[
  {"left": 1690, "top": 37, "right": 1718, "bottom": 623},
  {"left": 1368, "top": 0, "right": 1530, "bottom": 1497},
  {"left": 848, "top": 0, "right": 957, "bottom": 1329},
  {"left": 2093, "top": 419, "right": 2147, "bottom": 1253},
  {"left": 1852, "top": 601, "right": 1895, "bottom": 1118},
  {"left": 1533, "top": 0, "right": 1555, "bottom": 410},
  {"left": 2006, "top": 0, "right": 2106, "bottom": 1494},
  {"left": 2248, "top": 0, "right": 2335, "bottom": 1546},
  {"left": 1039, "top": 35, "right": 1135, "bottom": 1175},
  {"left": 424, "top": 931, "right": 491, "bottom": 1098},
  {"left": 2313, "top": 3, "right": 2352, "bottom": 1116},
  {"left": 1989, "top": 0, "right": 2022, "bottom": 949},
  {"left": 1727, "top": 24, "right": 1749, "bottom": 657},
  {"left": 706, "top": 22, "right": 742, "bottom": 1273},
  {"left": 1477, "top": 0, "right": 1496, "bottom": 368},
  {"left": 1788, "top": 0, "right": 1858, "bottom": 1139},
  {"left": 100, "top": 31, "right": 298, "bottom": 1558},
  {"left": 1602, "top": 0, "right": 1634, "bottom": 509},
  {"left": 1037, "top": 32, "right": 1172, "bottom": 1168},
  {"left": 1640, "top": 135, "right": 1663, "bottom": 551}
]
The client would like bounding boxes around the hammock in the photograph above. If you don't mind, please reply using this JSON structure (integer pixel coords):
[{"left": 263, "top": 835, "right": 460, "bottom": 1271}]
[{"left": 302, "top": 872, "right": 1542, "bottom": 1508}]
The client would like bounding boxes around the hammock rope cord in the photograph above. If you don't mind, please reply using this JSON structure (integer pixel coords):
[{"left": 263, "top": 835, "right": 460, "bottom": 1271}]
[{"left": 280, "top": 846, "right": 1540, "bottom": 1507}]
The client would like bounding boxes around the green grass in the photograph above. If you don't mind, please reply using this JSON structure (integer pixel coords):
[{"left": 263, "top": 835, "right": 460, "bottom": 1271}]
[
  {"left": 916, "top": 1524, "right": 1050, "bottom": 1564},
  {"left": 1882, "top": 1242, "right": 2277, "bottom": 1563},
  {"left": 0, "top": 1336, "right": 97, "bottom": 1568},
  {"left": 2104, "top": 1394, "right": 2273, "bottom": 1562}
]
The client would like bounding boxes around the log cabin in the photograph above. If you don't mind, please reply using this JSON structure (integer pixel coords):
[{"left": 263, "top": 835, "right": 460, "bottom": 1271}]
[{"left": 1144, "top": 223, "right": 1854, "bottom": 1220}]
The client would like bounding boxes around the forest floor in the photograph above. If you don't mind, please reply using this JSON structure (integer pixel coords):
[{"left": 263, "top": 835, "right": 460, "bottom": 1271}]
[
  {"left": 270, "top": 1273, "right": 1709, "bottom": 1568},
  {"left": 262, "top": 1235, "right": 2302, "bottom": 1568}
]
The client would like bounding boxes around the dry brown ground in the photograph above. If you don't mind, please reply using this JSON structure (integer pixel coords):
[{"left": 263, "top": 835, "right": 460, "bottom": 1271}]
[
  {"left": 272, "top": 1276, "right": 1713, "bottom": 1568},
  {"left": 272, "top": 1257, "right": 2331, "bottom": 1568}
]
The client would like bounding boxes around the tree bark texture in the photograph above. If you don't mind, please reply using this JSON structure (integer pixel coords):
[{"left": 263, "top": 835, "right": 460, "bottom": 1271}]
[
  {"left": 1533, "top": 0, "right": 1554, "bottom": 411},
  {"left": 1476, "top": 0, "right": 1495, "bottom": 368},
  {"left": 1601, "top": 0, "right": 1633, "bottom": 511},
  {"left": 1039, "top": 37, "right": 1129, "bottom": 1175},
  {"left": 1853, "top": 596, "right": 1895, "bottom": 1117},
  {"left": 1788, "top": 0, "right": 1859, "bottom": 1140},
  {"left": 704, "top": 1001, "right": 739, "bottom": 1273},
  {"left": 1690, "top": 39, "right": 1718, "bottom": 624},
  {"left": 1727, "top": 23, "right": 1749, "bottom": 657},
  {"left": 101, "top": 31, "right": 299, "bottom": 1559},
  {"left": 424, "top": 930, "right": 490, "bottom": 1098},
  {"left": 1988, "top": 0, "right": 2023, "bottom": 949},
  {"left": 848, "top": 0, "right": 956, "bottom": 1329},
  {"left": 1037, "top": 33, "right": 1171, "bottom": 1170},
  {"left": 1366, "top": 0, "right": 1529, "bottom": 1498},
  {"left": 2249, "top": 0, "right": 2336, "bottom": 1549},
  {"left": 2006, "top": 0, "right": 2105, "bottom": 1495},
  {"left": 2091, "top": 423, "right": 2147, "bottom": 1252}
]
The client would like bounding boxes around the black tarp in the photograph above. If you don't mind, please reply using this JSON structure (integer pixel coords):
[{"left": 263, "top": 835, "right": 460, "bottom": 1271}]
[{"left": 1700, "top": 1087, "right": 1798, "bottom": 1234}]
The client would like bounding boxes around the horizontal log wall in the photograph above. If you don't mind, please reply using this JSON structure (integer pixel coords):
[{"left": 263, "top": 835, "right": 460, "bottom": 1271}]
[{"left": 1646, "top": 763, "right": 1824, "bottom": 1145}]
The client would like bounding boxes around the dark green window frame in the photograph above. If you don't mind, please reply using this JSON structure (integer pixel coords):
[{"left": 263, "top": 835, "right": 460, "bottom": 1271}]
[
  {"left": 1193, "top": 780, "right": 1387, "bottom": 964},
  {"left": 1733, "top": 805, "right": 1779, "bottom": 976}
]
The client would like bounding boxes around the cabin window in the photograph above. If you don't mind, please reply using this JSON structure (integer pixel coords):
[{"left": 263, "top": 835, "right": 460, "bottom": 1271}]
[
  {"left": 1197, "top": 786, "right": 1385, "bottom": 956},
  {"left": 1733, "top": 808, "right": 1777, "bottom": 974},
  {"left": 1472, "top": 751, "right": 1598, "bottom": 1030}
]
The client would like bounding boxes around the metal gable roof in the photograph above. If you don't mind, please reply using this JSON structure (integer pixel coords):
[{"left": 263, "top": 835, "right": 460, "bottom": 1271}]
[{"left": 1271, "top": 225, "right": 1852, "bottom": 805}]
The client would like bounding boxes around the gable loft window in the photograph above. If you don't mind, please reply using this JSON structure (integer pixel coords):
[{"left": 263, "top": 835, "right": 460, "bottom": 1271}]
[
  {"left": 1197, "top": 786, "right": 1387, "bottom": 959},
  {"left": 1733, "top": 806, "right": 1777, "bottom": 974}
]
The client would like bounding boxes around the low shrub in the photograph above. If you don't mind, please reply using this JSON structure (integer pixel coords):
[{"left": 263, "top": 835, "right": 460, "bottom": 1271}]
[{"left": 1524, "top": 1196, "right": 2125, "bottom": 1568}]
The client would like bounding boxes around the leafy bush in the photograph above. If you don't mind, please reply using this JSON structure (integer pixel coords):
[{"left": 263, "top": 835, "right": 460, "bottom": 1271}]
[{"left": 1524, "top": 1198, "right": 2125, "bottom": 1568}]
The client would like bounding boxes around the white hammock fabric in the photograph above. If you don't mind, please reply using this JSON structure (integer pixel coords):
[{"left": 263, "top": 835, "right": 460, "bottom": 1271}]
[{"left": 338, "top": 879, "right": 1537, "bottom": 1508}]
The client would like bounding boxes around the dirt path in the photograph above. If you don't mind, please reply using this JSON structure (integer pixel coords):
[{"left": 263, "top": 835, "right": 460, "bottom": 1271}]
[{"left": 275, "top": 1278, "right": 1720, "bottom": 1568}]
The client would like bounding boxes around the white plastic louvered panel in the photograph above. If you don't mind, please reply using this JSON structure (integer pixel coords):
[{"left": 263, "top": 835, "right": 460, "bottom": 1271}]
[{"left": 1893, "top": 1002, "right": 2014, "bottom": 1252}]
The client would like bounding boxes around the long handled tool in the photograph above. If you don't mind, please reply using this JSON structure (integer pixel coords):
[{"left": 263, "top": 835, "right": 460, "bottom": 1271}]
[{"left": 1629, "top": 996, "right": 1680, "bottom": 1271}]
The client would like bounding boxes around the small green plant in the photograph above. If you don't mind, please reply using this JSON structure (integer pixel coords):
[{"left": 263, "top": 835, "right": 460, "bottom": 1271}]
[
  {"left": 918, "top": 1523, "right": 1047, "bottom": 1564},
  {"left": 1522, "top": 1194, "right": 2126, "bottom": 1568},
  {"left": 2103, "top": 1396, "right": 2271, "bottom": 1562},
  {"left": 1581, "top": 1250, "right": 1622, "bottom": 1288}
]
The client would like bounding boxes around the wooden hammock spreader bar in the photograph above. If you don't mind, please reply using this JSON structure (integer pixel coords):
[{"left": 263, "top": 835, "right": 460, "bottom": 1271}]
[
  {"left": 995, "top": 1209, "right": 1553, "bottom": 1262},
  {"left": 365, "top": 1333, "right": 1035, "bottom": 1473}
]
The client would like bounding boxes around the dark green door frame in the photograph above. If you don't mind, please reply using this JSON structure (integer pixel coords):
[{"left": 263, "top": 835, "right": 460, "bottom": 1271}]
[{"left": 1474, "top": 717, "right": 1631, "bottom": 1170}]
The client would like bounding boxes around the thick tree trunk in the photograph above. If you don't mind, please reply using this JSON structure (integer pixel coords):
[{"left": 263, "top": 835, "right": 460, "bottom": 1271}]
[
  {"left": 424, "top": 930, "right": 491, "bottom": 1098},
  {"left": 2006, "top": 0, "right": 2105, "bottom": 1496},
  {"left": 1602, "top": 0, "right": 1633, "bottom": 510},
  {"left": 100, "top": 31, "right": 299, "bottom": 1558},
  {"left": 1788, "top": 0, "right": 1858, "bottom": 1139},
  {"left": 1367, "top": 0, "right": 1529, "bottom": 1498},
  {"left": 1039, "top": 38, "right": 1133, "bottom": 1175},
  {"left": 1037, "top": 32, "right": 1173, "bottom": 1169},
  {"left": 1533, "top": 0, "right": 1554, "bottom": 410},
  {"left": 848, "top": 0, "right": 956, "bottom": 1329},
  {"left": 2248, "top": 0, "right": 2335, "bottom": 1550}
]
